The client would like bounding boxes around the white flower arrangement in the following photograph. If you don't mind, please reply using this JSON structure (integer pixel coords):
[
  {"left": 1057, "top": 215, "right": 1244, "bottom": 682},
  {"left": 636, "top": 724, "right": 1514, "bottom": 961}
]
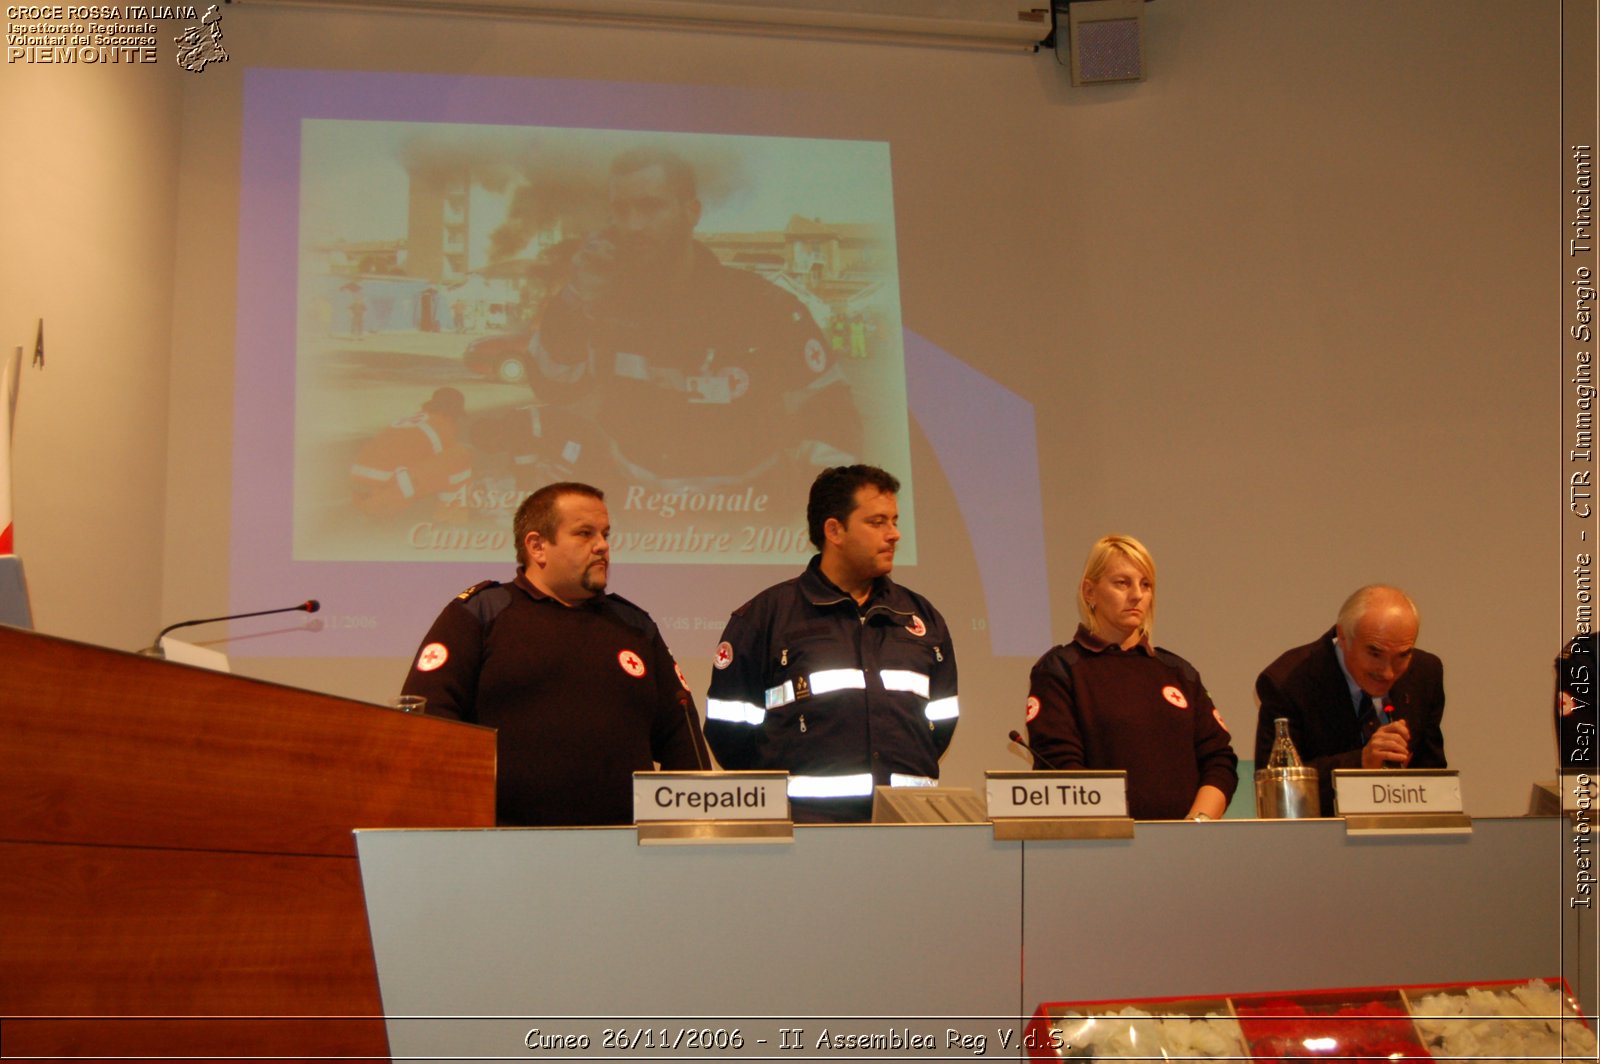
[
  {"left": 1410, "top": 979, "right": 1597, "bottom": 1064},
  {"left": 1051, "top": 1005, "right": 1247, "bottom": 1059}
]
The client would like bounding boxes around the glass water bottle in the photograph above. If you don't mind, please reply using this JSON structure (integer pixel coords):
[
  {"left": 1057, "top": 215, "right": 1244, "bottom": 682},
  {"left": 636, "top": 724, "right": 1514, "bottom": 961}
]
[
  {"left": 1266, "top": 718, "right": 1303, "bottom": 769},
  {"left": 1255, "top": 717, "right": 1320, "bottom": 818}
]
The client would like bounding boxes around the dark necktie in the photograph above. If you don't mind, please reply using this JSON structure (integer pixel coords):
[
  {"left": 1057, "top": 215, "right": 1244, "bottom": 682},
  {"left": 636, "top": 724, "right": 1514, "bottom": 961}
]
[{"left": 1357, "top": 693, "right": 1379, "bottom": 742}]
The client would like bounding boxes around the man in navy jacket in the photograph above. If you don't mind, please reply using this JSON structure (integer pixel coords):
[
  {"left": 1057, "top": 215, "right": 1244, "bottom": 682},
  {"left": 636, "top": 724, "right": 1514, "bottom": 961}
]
[
  {"left": 705, "top": 466, "right": 959, "bottom": 822},
  {"left": 1255, "top": 585, "right": 1445, "bottom": 814}
]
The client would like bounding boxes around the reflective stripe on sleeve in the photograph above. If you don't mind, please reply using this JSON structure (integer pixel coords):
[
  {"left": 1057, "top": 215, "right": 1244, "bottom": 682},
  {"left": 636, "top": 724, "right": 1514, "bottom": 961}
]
[
  {"left": 415, "top": 420, "right": 444, "bottom": 455},
  {"left": 705, "top": 698, "right": 765, "bottom": 726},
  {"left": 879, "top": 669, "right": 930, "bottom": 698},
  {"left": 788, "top": 773, "right": 875, "bottom": 799},
  {"left": 924, "top": 696, "right": 960, "bottom": 722},
  {"left": 889, "top": 773, "right": 937, "bottom": 788}
]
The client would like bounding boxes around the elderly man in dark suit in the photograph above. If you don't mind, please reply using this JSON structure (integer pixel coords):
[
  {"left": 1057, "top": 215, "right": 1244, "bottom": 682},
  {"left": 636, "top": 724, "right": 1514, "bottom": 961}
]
[{"left": 1254, "top": 585, "right": 1446, "bottom": 814}]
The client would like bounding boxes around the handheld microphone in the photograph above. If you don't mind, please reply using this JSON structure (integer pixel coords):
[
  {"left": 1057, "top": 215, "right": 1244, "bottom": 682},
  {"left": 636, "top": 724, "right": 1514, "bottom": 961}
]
[
  {"left": 139, "top": 599, "right": 321, "bottom": 658},
  {"left": 1377, "top": 698, "right": 1404, "bottom": 769},
  {"left": 1007, "top": 729, "right": 1060, "bottom": 771}
]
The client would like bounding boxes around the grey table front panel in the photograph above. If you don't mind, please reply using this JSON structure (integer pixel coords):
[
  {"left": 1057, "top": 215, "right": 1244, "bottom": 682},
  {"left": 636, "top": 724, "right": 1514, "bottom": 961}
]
[
  {"left": 358, "top": 818, "right": 1591, "bottom": 1058},
  {"left": 357, "top": 823, "right": 1022, "bottom": 1053},
  {"left": 1021, "top": 817, "right": 1574, "bottom": 1008}
]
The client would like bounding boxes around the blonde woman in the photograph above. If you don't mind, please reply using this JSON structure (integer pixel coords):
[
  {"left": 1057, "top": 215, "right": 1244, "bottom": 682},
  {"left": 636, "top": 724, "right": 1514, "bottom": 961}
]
[{"left": 1023, "top": 535, "right": 1237, "bottom": 820}]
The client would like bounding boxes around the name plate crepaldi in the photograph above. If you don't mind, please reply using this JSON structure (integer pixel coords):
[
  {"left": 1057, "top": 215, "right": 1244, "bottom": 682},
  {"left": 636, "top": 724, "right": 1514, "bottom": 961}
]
[
  {"left": 633, "top": 771, "right": 792, "bottom": 845},
  {"left": 985, "top": 770, "right": 1134, "bottom": 840},
  {"left": 1332, "top": 769, "right": 1471, "bottom": 836}
]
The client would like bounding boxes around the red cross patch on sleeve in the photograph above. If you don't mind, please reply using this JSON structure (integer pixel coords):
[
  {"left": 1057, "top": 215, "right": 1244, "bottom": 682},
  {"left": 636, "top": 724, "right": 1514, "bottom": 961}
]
[{"left": 804, "top": 337, "right": 828, "bottom": 373}]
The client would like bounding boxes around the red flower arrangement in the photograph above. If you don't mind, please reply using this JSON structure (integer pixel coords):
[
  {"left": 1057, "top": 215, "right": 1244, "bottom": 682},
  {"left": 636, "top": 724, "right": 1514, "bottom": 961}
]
[{"left": 1236, "top": 996, "right": 1431, "bottom": 1063}]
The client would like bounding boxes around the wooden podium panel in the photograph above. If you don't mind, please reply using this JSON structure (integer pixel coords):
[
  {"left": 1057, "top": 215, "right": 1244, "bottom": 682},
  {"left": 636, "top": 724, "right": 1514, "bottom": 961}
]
[
  {"left": 0, "top": 625, "right": 497, "bottom": 1061},
  {"left": 0, "top": 625, "right": 495, "bottom": 856},
  {"left": 1, "top": 842, "right": 389, "bottom": 1060}
]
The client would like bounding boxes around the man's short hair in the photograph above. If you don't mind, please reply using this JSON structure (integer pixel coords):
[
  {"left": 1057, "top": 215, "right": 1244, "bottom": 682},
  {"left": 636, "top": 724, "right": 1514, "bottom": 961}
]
[
  {"left": 610, "top": 146, "right": 697, "bottom": 202},
  {"left": 806, "top": 465, "right": 900, "bottom": 550},
  {"left": 1077, "top": 534, "right": 1158, "bottom": 639},
  {"left": 1336, "top": 584, "right": 1420, "bottom": 642},
  {"left": 514, "top": 482, "right": 605, "bottom": 567}
]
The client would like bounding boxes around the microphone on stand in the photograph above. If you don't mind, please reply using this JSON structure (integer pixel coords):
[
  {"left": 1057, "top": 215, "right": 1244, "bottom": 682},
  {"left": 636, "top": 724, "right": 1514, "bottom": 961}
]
[
  {"left": 139, "top": 599, "right": 321, "bottom": 658},
  {"left": 1007, "top": 729, "right": 1061, "bottom": 771}
]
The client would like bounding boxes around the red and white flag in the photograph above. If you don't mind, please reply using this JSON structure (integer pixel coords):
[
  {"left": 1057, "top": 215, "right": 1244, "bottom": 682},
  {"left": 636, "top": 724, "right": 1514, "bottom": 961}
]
[{"left": 1, "top": 344, "right": 20, "bottom": 556}]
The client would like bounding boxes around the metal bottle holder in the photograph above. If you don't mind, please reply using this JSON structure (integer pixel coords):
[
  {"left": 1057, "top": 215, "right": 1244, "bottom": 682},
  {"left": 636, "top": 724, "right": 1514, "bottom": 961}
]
[{"left": 1254, "top": 765, "right": 1321, "bottom": 819}]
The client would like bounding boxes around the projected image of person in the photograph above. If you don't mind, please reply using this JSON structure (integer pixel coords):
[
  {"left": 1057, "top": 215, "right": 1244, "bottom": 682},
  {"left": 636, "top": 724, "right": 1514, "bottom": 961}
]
[
  {"left": 1023, "top": 535, "right": 1238, "bottom": 821},
  {"left": 400, "top": 481, "right": 709, "bottom": 826},
  {"left": 505, "top": 146, "right": 862, "bottom": 510},
  {"left": 348, "top": 387, "right": 472, "bottom": 517},
  {"left": 290, "top": 119, "right": 915, "bottom": 576},
  {"left": 703, "top": 465, "right": 958, "bottom": 823}
]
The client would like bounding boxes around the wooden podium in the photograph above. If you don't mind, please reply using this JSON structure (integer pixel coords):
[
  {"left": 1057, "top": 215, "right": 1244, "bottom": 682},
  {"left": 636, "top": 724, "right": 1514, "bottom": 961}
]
[{"left": 0, "top": 625, "right": 497, "bottom": 1061}]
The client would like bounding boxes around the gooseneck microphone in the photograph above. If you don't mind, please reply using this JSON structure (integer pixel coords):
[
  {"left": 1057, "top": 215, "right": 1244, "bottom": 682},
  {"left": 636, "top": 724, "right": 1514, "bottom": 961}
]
[
  {"left": 679, "top": 689, "right": 709, "bottom": 770},
  {"left": 139, "top": 600, "right": 321, "bottom": 658},
  {"left": 1007, "top": 729, "right": 1061, "bottom": 771}
]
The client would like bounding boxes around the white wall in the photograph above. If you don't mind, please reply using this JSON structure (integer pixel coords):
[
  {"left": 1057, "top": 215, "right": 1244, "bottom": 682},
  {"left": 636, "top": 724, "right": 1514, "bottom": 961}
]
[{"left": 0, "top": 56, "right": 182, "bottom": 647}]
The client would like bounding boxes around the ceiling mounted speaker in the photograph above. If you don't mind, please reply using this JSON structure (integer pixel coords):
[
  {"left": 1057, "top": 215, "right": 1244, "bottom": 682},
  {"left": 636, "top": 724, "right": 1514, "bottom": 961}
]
[{"left": 1060, "top": 0, "right": 1144, "bottom": 86}]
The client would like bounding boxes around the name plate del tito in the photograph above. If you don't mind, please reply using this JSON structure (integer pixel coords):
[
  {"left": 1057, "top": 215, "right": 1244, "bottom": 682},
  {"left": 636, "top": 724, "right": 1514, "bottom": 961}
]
[{"left": 985, "top": 771, "right": 1129, "bottom": 819}]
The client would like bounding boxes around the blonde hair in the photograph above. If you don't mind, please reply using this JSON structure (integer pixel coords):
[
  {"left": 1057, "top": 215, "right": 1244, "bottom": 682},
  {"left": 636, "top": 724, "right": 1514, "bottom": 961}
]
[{"left": 1078, "top": 534, "right": 1157, "bottom": 640}]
